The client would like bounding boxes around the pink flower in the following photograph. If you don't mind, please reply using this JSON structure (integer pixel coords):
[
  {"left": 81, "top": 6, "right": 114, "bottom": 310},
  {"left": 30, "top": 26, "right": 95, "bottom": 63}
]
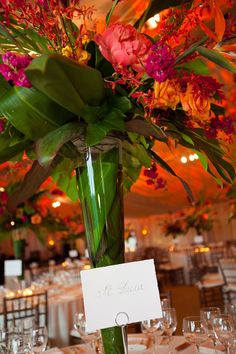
[{"left": 95, "top": 23, "right": 152, "bottom": 72}]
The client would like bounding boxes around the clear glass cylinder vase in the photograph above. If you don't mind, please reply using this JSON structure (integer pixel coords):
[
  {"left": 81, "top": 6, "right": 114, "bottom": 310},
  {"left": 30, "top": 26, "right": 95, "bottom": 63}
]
[{"left": 76, "top": 139, "right": 125, "bottom": 354}]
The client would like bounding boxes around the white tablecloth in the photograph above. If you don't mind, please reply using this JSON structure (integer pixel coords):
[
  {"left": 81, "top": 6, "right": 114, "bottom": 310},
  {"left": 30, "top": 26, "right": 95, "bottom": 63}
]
[
  {"left": 48, "top": 283, "right": 84, "bottom": 348},
  {"left": 47, "top": 335, "right": 225, "bottom": 354}
]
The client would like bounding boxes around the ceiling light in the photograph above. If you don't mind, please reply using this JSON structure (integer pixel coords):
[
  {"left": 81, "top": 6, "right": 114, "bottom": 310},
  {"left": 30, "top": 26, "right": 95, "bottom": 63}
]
[
  {"left": 10, "top": 221, "right": 15, "bottom": 226},
  {"left": 193, "top": 153, "right": 199, "bottom": 160},
  {"left": 146, "top": 13, "right": 160, "bottom": 29},
  {"left": 0, "top": 187, "right": 5, "bottom": 192},
  {"left": 180, "top": 156, "right": 188, "bottom": 164},
  {"left": 52, "top": 201, "right": 61, "bottom": 208},
  {"left": 189, "top": 154, "right": 195, "bottom": 162}
]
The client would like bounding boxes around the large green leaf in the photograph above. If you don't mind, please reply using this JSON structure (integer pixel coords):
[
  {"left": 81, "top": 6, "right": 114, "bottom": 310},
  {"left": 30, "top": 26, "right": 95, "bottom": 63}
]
[
  {"left": 0, "top": 86, "right": 74, "bottom": 140},
  {"left": 25, "top": 54, "right": 106, "bottom": 115},
  {"left": 197, "top": 46, "right": 236, "bottom": 73},
  {"left": 36, "top": 121, "right": 85, "bottom": 165}
]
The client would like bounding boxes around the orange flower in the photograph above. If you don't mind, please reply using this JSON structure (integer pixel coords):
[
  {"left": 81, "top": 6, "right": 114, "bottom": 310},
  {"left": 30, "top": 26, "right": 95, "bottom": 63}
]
[
  {"left": 180, "top": 84, "right": 211, "bottom": 120},
  {"left": 153, "top": 80, "right": 180, "bottom": 110}
]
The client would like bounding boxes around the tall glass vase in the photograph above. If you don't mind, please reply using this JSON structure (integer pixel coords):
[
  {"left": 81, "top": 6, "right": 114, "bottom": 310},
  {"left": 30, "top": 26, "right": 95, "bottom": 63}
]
[{"left": 76, "top": 139, "right": 125, "bottom": 354}]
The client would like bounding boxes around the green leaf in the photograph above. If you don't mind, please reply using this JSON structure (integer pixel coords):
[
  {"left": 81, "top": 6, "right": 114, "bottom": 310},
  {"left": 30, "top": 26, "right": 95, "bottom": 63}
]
[
  {"left": 197, "top": 46, "right": 236, "bottom": 73},
  {"left": 193, "top": 150, "right": 208, "bottom": 171},
  {"left": 25, "top": 54, "right": 106, "bottom": 115},
  {"left": 211, "top": 104, "right": 225, "bottom": 115},
  {"left": 123, "top": 141, "right": 152, "bottom": 168},
  {"left": 0, "top": 86, "right": 74, "bottom": 140},
  {"left": 36, "top": 121, "right": 85, "bottom": 165},
  {"left": 150, "top": 150, "right": 194, "bottom": 203},
  {"left": 52, "top": 158, "right": 79, "bottom": 201},
  {"left": 0, "top": 140, "right": 31, "bottom": 163},
  {"left": 0, "top": 74, "right": 10, "bottom": 96},
  {"left": 77, "top": 148, "right": 119, "bottom": 255},
  {"left": 178, "top": 58, "right": 210, "bottom": 75}
]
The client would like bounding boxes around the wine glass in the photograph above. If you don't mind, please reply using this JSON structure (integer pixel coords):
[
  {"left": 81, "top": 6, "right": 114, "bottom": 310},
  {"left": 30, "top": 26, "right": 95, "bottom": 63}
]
[
  {"left": 200, "top": 307, "right": 221, "bottom": 346},
  {"left": 8, "top": 330, "right": 32, "bottom": 354},
  {"left": 141, "top": 318, "right": 165, "bottom": 354},
  {"left": 225, "top": 303, "right": 236, "bottom": 328},
  {"left": 212, "top": 314, "right": 235, "bottom": 354},
  {"left": 74, "top": 313, "right": 100, "bottom": 352},
  {"left": 0, "top": 328, "right": 8, "bottom": 354},
  {"left": 183, "top": 316, "right": 208, "bottom": 353},
  {"left": 31, "top": 326, "right": 48, "bottom": 353},
  {"left": 162, "top": 307, "right": 177, "bottom": 353}
]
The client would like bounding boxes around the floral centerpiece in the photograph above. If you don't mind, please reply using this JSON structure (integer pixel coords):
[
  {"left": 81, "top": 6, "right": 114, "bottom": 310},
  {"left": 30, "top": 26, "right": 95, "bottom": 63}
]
[
  {"left": 185, "top": 200, "right": 215, "bottom": 235},
  {"left": 0, "top": 186, "right": 69, "bottom": 258},
  {"left": 162, "top": 214, "right": 187, "bottom": 239},
  {"left": 0, "top": 0, "right": 235, "bottom": 352}
]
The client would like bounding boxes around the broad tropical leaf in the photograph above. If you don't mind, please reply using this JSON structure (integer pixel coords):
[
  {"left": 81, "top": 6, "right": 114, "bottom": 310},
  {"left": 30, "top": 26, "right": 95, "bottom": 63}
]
[{"left": 25, "top": 54, "right": 106, "bottom": 115}]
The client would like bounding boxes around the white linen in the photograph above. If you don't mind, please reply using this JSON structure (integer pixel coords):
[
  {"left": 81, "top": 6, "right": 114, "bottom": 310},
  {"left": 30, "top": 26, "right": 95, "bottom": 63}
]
[
  {"left": 61, "top": 335, "right": 225, "bottom": 354},
  {"left": 48, "top": 283, "right": 84, "bottom": 348}
]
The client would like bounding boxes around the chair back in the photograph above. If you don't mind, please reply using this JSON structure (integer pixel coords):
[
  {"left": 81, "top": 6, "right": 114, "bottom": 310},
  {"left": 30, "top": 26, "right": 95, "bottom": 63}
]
[
  {"left": 219, "top": 258, "right": 236, "bottom": 285},
  {"left": 3, "top": 291, "right": 48, "bottom": 330}
]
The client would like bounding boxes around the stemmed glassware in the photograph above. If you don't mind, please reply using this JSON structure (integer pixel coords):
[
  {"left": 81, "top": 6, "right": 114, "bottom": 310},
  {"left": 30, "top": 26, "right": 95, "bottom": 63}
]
[
  {"left": 183, "top": 316, "right": 208, "bottom": 353},
  {"left": 212, "top": 314, "right": 235, "bottom": 354},
  {"left": 225, "top": 303, "right": 236, "bottom": 328},
  {"left": 141, "top": 318, "right": 165, "bottom": 354},
  {"left": 74, "top": 313, "right": 100, "bottom": 352},
  {"left": 31, "top": 326, "right": 48, "bottom": 353},
  {"left": 200, "top": 307, "right": 221, "bottom": 347},
  {"left": 0, "top": 328, "right": 8, "bottom": 354},
  {"left": 162, "top": 308, "right": 177, "bottom": 353}
]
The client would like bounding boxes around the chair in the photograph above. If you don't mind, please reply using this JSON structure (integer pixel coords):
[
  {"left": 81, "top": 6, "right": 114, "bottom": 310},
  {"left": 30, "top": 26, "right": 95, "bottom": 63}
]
[
  {"left": 219, "top": 258, "right": 236, "bottom": 303},
  {"left": 3, "top": 291, "right": 48, "bottom": 329}
]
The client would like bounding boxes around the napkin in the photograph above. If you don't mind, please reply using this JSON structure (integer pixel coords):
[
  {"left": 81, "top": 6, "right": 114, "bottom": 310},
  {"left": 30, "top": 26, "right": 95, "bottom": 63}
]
[{"left": 45, "top": 348, "right": 64, "bottom": 354}]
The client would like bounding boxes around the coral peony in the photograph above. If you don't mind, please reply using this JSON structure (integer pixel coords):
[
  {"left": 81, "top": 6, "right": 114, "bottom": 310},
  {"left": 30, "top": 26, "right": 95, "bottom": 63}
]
[{"left": 95, "top": 23, "right": 152, "bottom": 72}]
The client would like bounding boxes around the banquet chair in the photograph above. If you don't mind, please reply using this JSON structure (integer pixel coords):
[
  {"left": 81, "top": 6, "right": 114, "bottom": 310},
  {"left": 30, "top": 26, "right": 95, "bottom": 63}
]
[
  {"left": 219, "top": 258, "right": 236, "bottom": 303},
  {"left": 3, "top": 291, "right": 48, "bottom": 329}
]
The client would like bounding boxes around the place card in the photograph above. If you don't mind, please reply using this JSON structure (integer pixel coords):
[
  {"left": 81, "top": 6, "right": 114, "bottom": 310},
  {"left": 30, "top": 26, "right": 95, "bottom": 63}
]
[
  {"left": 4, "top": 260, "right": 22, "bottom": 277},
  {"left": 81, "top": 259, "right": 162, "bottom": 331}
]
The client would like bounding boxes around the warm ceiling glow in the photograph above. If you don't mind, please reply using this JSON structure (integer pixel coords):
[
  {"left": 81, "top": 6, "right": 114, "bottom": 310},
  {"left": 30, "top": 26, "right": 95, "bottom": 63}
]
[
  {"left": 0, "top": 187, "right": 5, "bottom": 192},
  {"left": 52, "top": 201, "right": 61, "bottom": 208},
  {"left": 146, "top": 13, "right": 160, "bottom": 29},
  {"left": 48, "top": 239, "right": 55, "bottom": 246},
  {"left": 10, "top": 221, "right": 15, "bottom": 226},
  {"left": 180, "top": 156, "right": 188, "bottom": 164},
  {"left": 141, "top": 228, "right": 148, "bottom": 236}
]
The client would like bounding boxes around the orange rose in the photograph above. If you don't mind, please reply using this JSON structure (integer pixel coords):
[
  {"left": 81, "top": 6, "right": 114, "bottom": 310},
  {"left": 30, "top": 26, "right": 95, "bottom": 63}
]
[
  {"left": 153, "top": 80, "right": 180, "bottom": 110},
  {"left": 181, "top": 84, "right": 211, "bottom": 120}
]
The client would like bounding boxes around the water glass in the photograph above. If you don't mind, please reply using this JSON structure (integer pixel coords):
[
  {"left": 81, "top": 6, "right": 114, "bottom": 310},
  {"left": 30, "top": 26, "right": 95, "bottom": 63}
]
[
  {"left": 141, "top": 318, "right": 165, "bottom": 353},
  {"left": 31, "top": 326, "right": 48, "bottom": 353},
  {"left": 212, "top": 314, "right": 235, "bottom": 354},
  {"left": 8, "top": 330, "right": 32, "bottom": 354},
  {"left": 225, "top": 303, "right": 236, "bottom": 328},
  {"left": 0, "top": 328, "right": 8, "bottom": 353},
  {"left": 200, "top": 307, "right": 221, "bottom": 345},
  {"left": 74, "top": 313, "right": 100, "bottom": 351},
  {"left": 183, "top": 316, "right": 208, "bottom": 352}
]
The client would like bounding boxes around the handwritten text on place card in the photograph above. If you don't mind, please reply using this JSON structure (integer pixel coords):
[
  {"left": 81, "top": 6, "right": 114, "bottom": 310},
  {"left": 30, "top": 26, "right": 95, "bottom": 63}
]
[{"left": 81, "top": 259, "right": 162, "bottom": 331}]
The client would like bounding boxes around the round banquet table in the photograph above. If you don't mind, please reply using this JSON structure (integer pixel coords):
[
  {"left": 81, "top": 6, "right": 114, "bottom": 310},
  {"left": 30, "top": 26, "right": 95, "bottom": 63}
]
[
  {"left": 45, "top": 334, "right": 225, "bottom": 354},
  {"left": 48, "top": 283, "right": 84, "bottom": 348}
]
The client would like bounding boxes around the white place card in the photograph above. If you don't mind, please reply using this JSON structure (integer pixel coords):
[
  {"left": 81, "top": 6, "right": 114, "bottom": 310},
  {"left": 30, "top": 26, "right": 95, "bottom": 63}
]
[
  {"left": 81, "top": 259, "right": 162, "bottom": 331},
  {"left": 4, "top": 260, "right": 22, "bottom": 277}
]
